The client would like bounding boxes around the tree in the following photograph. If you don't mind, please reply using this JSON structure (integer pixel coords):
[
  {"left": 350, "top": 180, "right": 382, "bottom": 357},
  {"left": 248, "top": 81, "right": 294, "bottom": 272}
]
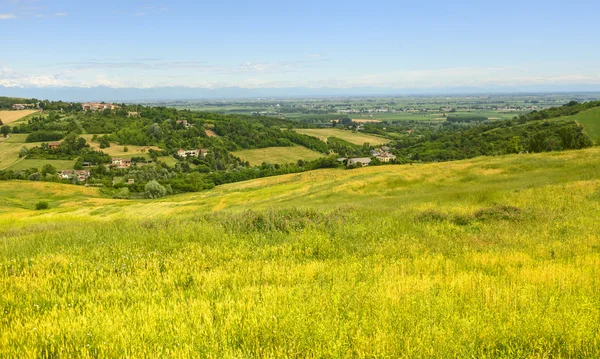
[
  {"left": 28, "top": 172, "right": 42, "bottom": 181},
  {"left": 19, "top": 147, "right": 28, "bottom": 158},
  {"left": 148, "top": 123, "right": 163, "bottom": 140},
  {"left": 41, "top": 164, "right": 57, "bottom": 176},
  {"left": 124, "top": 146, "right": 129, "bottom": 152},
  {"left": 1, "top": 125, "right": 10, "bottom": 137},
  {"left": 145, "top": 180, "right": 167, "bottom": 199}
]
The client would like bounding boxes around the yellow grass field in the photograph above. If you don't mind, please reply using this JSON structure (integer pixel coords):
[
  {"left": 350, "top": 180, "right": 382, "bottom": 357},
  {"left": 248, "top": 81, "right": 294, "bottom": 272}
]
[
  {"left": 232, "top": 146, "right": 324, "bottom": 165},
  {"left": 351, "top": 118, "right": 382, "bottom": 123},
  {"left": 0, "top": 110, "right": 39, "bottom": 124},
  {"left": 2, "top": 148, "right": 600, "bottom": 357},
  {"left": 296, "top": 128, "right": 390, "bottom": 145}
]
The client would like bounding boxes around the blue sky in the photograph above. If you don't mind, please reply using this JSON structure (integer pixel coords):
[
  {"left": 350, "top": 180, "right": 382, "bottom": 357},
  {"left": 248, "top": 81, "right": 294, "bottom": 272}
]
[{"left": 1, "top": 0, "right": 599, "bottom": 90}]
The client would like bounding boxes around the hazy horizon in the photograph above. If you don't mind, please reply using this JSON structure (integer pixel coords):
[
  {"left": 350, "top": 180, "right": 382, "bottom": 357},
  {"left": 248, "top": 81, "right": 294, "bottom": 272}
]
[{"left": 2, "top": 0, "right": 600, "bottom": 94}]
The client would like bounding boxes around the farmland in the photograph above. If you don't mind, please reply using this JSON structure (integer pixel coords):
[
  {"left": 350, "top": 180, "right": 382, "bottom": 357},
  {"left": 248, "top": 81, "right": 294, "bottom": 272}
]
[
  {"left": 1, "top": 148, "right": 600, "bottom": 357},
  {"left": 232, "top": 146, "right": 324, "bottom": 166},
  {"left": 0, "top": 110, "right": 39, "bottom": 125},
  {"left": 295, "top": 128, "right": 390, "bottom": 145},
  {"left": 80, "top": 135, "right": 159, "bottom": 159}
]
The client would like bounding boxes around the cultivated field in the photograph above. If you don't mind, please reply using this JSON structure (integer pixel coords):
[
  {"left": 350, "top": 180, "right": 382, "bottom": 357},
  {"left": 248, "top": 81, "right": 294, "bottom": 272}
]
[
  {"left": 1, "top": 148, "right": 600, "bottom": 357},
  {"left": 232, "top": 145, "right": 324, "bottom": 165},
  {"left": 295, "top": 128, "right": 390, "bottom": 145},
  {"left": 559, "top": 107, "right": 600, "bottom": 142},
  {"left": 0, "top": 110, "right": 39, "bottom": 124}
]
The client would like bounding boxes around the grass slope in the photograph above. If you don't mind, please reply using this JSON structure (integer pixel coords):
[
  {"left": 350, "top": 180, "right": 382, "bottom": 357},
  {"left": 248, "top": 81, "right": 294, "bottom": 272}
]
[
  {"left": 6, "top": 159, "right": 76, "bottom": 171},
  {"left": 232, "top": 146, "right": 324, "bottom": 165},
  {"left": 0, "top": 134, "right": 43, "bottom": 170},
  {"left": 80, "top": 135, "right": 159, "bottom": 159},
  {"left": 559, "top": 106, "right": 600, "bottom": 142},
  {"left": 295, "top": 128, "right": 390, "bottom": 145},
  {"left": 2, "top": 149, "right": 600, "bottom": 357}
]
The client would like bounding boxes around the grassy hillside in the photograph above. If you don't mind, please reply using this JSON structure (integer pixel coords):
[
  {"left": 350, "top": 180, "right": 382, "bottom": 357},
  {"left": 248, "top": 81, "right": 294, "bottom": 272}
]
[
  {"left": 232, "top": 146, "right": 324, "bottom": 165},
  {"left": 0, "top": 134, "right": 43, "bottom": 170},
  {"left": 2, "top": 149, "right": 600, "bottom": 357},
  {"left": 558, "top": 106, "right": 600, "bottom": 143},
  {"left": 295, "top": 128, "right": 390, "bottom": 145}
]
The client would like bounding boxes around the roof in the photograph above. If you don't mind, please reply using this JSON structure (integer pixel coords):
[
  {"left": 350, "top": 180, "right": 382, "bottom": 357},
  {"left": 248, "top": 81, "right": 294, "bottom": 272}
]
[
  {"left": 48, "top": 141, "right": 61, "bottom": 146},
  {"left": 348, "top": 157, "right": 371, "bottom": 162}
]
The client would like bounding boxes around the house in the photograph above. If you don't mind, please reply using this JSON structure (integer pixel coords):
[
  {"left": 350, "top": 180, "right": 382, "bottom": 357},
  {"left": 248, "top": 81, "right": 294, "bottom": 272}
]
[
  {"left": 48, "top": 142, "right": 61, "bottom": 150},
  {"left": 347, "top": 157, "right": 371, "bottom": 167},
  {"left": 176, "top": 120, "right": 193, "bottom": 128},
  {"left": 111, "top": 158, "right": 132, "bottom": 168},
  {"left": 12, "top": 103, "right": 35, "bottom": 110},
  {"left": 127, "top": 178, "right": 135, "bottom": 185},
  {"left": 376, "top": 152, "right": 397, "bottom": 163},
  {"left": 178, "top": 149, "right": 206, "bottom": 158},
  {"left": 381, "top": 146, "right": 391, "bottom": 151},
  {"left": 60, "top": 170, "right": 91, "bottom": 182}
]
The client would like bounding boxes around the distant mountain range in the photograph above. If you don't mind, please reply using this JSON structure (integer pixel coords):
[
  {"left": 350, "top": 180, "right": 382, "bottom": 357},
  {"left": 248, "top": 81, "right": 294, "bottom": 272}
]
[{"left": 2, "top": 85, "right": 600, "bottom": 102}]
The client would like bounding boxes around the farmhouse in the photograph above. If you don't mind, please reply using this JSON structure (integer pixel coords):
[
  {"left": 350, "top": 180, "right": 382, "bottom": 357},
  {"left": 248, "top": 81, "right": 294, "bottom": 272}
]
[
  {"left": 47, "top": 142, "right": 61, "bottom": 150},
  {"left": 178, "top": 149, "right": 208, "bottom": 158},
  {"left": 60, "top": 170, "right": 91, "bottom": 182},
  {"left": 111, "top": 158, "right": 132, "bottom": 168},
  {"left": 11, "top": 103, "right": 35, "bottom": 110},
  {"left": 347, "top": 157, "right": 371, "bottom": 167},
  {"left": 376, "top": 152, "right": 397, "bottom": 163}
]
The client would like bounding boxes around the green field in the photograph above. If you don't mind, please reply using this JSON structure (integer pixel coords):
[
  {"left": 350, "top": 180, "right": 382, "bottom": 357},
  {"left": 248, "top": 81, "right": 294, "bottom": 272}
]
[
  {"left": 232, "top": 146, "right": 324, "bottom": 165},
  {"left": 2, "top": 148, "right": 600, "bottom": 357},
  {"left": 295, "top": 128, "right": 390, "bottom": 145},
  {"left": 5, "top": 159, "right": 76, "bottom": 171},
  {"left": 558, "top": 107, "right": 600, "bottom": 142},
  {"left": 0, "top": 134, "right": 43, "bottom": 170}
]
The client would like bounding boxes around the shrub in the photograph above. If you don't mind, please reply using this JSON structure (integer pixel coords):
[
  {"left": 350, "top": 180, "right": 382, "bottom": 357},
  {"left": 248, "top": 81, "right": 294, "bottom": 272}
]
[
  {"left": 474, "top": 205, "right": 522, "bottom": 221},
  {"left": 145, "top": 180, "right": 167, "bottom": 199},
  {"left": 35, "top": 201, "right": 49, "bottom": 210},
  {"left": 415, "top": 210, "right": 448, "bottom": 223},
  {"left": 113, "top": 188, "right": 131, "bottom": 199}
]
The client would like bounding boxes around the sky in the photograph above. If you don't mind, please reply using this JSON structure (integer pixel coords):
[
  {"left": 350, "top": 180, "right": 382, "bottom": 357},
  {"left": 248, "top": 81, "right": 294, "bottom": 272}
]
[{"left": 1, "top": 0, "right": 600, "bottom": 92}]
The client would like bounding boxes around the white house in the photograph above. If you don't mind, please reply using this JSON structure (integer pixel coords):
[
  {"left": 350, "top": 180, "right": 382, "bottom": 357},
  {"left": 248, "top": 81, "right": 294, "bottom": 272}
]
[{"left": 347, "top": 158, "right": 371, "bottom": 167}]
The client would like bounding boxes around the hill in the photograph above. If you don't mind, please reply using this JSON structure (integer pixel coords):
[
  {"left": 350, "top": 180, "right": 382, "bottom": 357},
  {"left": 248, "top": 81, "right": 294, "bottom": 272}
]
[
  {"left": 1, "top": 148, "right": 600, "bottom": 357},
  {"left": 556, "top": 106, "right": 600, "bottom": 143}
]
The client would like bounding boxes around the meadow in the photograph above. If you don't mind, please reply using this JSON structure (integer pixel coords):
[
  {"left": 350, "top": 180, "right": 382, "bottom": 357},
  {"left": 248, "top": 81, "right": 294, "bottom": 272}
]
[
  {"left": 0, "top": 134, "right": 43, "bottom": 170},
  {"left": 0, "top": 110, "right": 39, "bottom": 125},
  {"left": 232, "top": 146, "right": 324, "bottom": 166},
  {"left": 295, "top": 128, "right": 389, "bottom": 146},
  {"left": 1, "top": 148, "right": 600, "bottom": 357},
  {"left": 80, "top": 135, "right": 159, "bottom": 159},
  {"left": 5, "top": 159, "right": 76, "bottom": 171}
]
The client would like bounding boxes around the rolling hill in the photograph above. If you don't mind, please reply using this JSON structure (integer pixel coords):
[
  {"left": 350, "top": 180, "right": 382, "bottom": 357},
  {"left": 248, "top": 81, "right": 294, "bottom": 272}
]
[
  {"left": 556, "top": 106, "right": 600, "bottom": 143},
  {"left": 1, "top": 148, "right": 600, "bottom": 357}
]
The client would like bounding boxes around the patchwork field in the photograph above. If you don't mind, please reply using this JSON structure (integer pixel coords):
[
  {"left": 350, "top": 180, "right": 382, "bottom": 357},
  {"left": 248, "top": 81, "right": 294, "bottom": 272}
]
[
  {"left": 0, "top": 110, "right": 39, "bottom": 124},
  {"left": 232, "top": 145, "right": 324, "bottom": 165},
  {"left": 295, "top": 128, "right": 390, "bottom": 145},
  {"left": 558, "top": 107, "right": 600, "bottom": 142},
  {"left": 2, "top": 148, "right": 600, "bottom": 357}
]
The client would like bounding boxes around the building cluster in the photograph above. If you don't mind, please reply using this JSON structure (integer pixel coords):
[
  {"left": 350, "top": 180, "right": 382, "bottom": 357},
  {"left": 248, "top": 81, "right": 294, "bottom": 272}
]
[
  {"left": 82, "top": 103, "right": 120, "bottom": 111},
  {"left": 177, "top": 149, "right": 208, "bottom": 158},
  {"left": 338, "top": 146, "right": 397, "bottom": 168},
  {"left": 11, "top": 103, "right": 37, "bottom": 110},
  {"left": 111, "top": 158, "right": 132, "bottom": 168},
  {"left": 59, "top": 170, "right": 91, "bottom": 182}
]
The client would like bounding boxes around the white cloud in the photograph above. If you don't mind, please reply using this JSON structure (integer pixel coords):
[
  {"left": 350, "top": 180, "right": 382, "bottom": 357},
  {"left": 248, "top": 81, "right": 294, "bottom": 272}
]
[{"left": 0, "top": 13, "right": 17, "bottom": 19}]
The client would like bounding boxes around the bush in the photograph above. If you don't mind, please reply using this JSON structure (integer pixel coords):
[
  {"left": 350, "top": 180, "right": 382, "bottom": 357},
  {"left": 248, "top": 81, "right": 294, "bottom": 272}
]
[
  {"left": 113, "top": 188, "right": 131, "bottom": 199},
  {"left": 474, "top": 205, "right": 522, "bottom": 221},
  {"left": 414, "top": 210, "right": 448, "bottom": 223},
  {"left": 35, "top": 201, "right": 49, "bottom": 210}
]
